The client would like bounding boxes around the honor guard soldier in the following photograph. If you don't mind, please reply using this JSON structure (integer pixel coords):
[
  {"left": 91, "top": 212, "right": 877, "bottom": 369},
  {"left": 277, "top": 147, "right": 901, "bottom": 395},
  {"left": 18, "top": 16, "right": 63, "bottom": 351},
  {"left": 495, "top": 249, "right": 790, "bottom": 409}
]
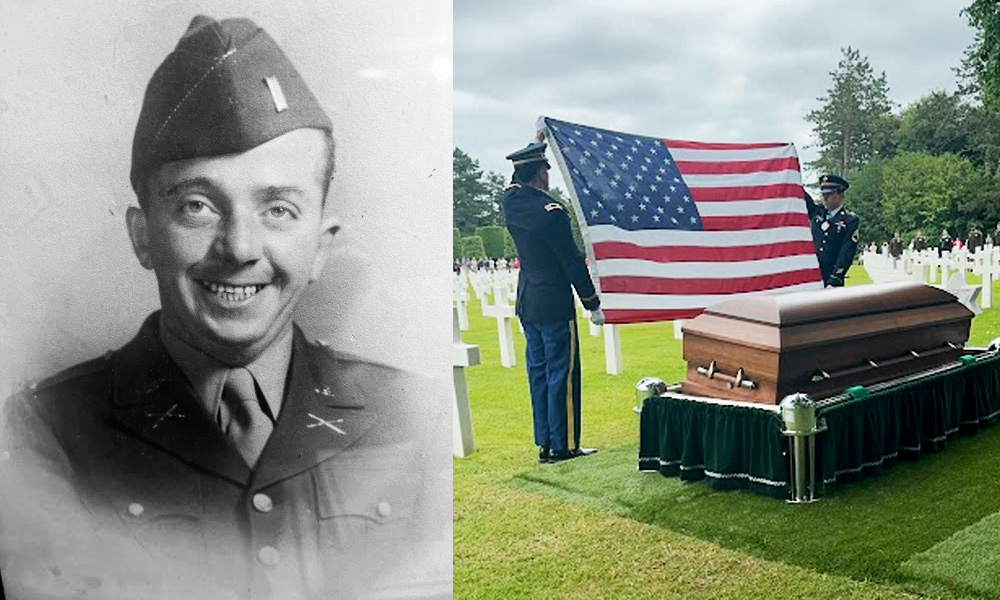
[
  {"left": 503, "top": 142, "right": 602, "bottom": 464},
  {"left": 913, "top": 230, "right": 927, "bottom": 251},
  {"left": 967, "top": 224, "right": 984, "bottom": 253},
  {"left": 806, "top": 174, "right": 860, "bottom": 287},
  {"left": 889, "top": 232, "right": 904, "bottom": 258},
  {"left": 0, "top": 16, "right": 446, "bottom": 599},
  {"left": 938, "top": 228, "right": 954, "bottom": 256}
]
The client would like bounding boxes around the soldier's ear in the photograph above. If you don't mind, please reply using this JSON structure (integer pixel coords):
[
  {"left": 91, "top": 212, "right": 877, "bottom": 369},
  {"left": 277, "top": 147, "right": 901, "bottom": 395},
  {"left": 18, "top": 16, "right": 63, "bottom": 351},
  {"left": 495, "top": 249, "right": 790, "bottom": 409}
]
[
  {"left": 126, "top": 206, "right": 155, "bottom": 270},
  {"left": 309, "top": 216, "right": 341, "bottom": 282}
]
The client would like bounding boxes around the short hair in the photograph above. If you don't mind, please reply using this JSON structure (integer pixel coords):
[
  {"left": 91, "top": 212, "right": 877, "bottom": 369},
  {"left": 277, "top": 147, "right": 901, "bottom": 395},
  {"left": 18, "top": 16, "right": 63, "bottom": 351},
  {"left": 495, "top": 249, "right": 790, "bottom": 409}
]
[
  {"left": 138, "top": 128, "right": 336, "bottom": 210},
  {"left": 319, "top": 129, "right": 336, "bottom": 204},
  {"left": 512, "top": 161, "right": 546, "bottom": 185}
]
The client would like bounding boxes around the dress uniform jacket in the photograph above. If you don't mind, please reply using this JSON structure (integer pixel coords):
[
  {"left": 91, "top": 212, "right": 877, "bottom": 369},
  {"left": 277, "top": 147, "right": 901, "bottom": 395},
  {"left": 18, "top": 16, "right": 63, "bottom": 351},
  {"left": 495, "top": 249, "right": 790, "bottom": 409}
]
[
  {"left": 0, "top": 313, "right": 448, "bottom": 600},
  {"left": 503, "top": 184, "right": 600, "bottom": 322},
  {"left": 888, "top": 237, "right": 903, "bottom": 258},
  {"left": 967, "top": 229, "right": 984, "bottom": 252},
  {"left": 937, "top": 234, "right": 953, "bottom": 256},
  {"left": 806, "top": 198, "right": 860, "bottom": 287}
]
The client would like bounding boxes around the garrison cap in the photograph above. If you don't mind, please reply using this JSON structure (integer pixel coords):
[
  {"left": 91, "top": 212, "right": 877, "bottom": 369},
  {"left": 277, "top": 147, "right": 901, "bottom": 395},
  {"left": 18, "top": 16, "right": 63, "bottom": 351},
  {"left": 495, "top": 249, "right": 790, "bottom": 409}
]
[
  {"left": 505, "top": 142, "right": 549, "bottom": 166},
  {"left": 130, "top": 15, "right": 333, "bottom": 195},
  {"left": 818, "top": 174, "right": 849, "bottom": 194}
]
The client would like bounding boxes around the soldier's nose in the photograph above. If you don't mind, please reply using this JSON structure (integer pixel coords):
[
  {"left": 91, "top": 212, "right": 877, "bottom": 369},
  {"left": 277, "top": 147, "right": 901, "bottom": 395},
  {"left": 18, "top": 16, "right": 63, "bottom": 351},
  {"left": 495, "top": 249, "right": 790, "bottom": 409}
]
[{"left": 214, "top": 211, "right": 263, "bottom": 265}]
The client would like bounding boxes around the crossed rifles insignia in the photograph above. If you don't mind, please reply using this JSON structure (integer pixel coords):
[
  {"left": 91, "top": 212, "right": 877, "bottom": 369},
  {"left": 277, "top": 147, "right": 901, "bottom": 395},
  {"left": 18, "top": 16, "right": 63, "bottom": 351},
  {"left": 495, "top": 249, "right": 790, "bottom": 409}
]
[{"left": 307, "top": 413, "right": 346, "bottom": 435}]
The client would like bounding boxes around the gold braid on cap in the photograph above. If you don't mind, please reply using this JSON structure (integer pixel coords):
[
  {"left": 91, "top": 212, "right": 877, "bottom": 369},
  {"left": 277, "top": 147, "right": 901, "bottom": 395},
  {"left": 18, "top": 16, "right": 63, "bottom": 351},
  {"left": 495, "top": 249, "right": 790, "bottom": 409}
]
[{"left": 512, "top": 156, "right": 548, "bottom": 166}]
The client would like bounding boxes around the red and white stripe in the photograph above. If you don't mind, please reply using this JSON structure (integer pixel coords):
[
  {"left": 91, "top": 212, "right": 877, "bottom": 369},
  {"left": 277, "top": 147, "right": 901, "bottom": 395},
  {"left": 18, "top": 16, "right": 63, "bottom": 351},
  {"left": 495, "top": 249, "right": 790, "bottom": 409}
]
[{"left": 587, "top": 140, "right": 821, "bottom": 323}]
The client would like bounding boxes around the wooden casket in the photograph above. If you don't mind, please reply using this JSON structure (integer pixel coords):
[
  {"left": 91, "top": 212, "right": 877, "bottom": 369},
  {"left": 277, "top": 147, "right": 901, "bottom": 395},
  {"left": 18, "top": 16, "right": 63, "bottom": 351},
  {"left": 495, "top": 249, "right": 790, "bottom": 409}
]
[{"left": 679, "top": 282, "right": 974, "bottom": 404}]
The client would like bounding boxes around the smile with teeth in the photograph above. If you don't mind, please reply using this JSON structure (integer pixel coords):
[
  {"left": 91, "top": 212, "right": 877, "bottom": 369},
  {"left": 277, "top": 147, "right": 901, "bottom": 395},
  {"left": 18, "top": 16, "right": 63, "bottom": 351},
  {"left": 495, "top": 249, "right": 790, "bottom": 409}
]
[{"left": 196, "top": 279, "right": 267, "bottom": 303}]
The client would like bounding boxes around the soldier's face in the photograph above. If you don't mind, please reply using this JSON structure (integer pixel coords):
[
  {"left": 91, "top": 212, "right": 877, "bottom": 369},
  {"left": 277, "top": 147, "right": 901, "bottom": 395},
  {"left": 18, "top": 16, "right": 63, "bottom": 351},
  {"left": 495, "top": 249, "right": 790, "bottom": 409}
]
[
  {"left": 821, "top": 191, "right": 843, "bottom": 211},
  {"left": 127, "top": 129, "right": 339, "bottom": 363}
]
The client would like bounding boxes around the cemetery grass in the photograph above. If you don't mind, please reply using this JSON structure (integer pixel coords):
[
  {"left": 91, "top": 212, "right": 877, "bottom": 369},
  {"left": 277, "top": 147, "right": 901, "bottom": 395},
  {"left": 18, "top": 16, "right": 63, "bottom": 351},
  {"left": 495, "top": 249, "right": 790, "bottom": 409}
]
[{"left": 454, "top": 267, "right": 1000, "bottom": 599}]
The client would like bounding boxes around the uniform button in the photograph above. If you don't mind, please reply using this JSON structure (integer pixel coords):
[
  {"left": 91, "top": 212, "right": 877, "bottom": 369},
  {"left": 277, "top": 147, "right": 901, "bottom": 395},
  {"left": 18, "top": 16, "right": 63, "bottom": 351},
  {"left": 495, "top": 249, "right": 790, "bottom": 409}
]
[
  {"left": 377, "top": 501, "right": 392, "bottom": 518},
  {"left": 252, "top": 493, "right": 273, "bottom": 513},
  {"left": 128, "top": 502, "right": 144, "bottom": 517},
  {"left": 258, "top": 546, "right": 280, "bottom": 566}
]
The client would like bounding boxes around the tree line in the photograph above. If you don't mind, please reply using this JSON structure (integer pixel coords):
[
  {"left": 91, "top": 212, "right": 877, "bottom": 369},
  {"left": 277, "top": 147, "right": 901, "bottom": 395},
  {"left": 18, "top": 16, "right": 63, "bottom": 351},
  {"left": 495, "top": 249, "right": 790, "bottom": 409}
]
[{"left": 455, "top": 1, "right": 1000, "bottom": 252}]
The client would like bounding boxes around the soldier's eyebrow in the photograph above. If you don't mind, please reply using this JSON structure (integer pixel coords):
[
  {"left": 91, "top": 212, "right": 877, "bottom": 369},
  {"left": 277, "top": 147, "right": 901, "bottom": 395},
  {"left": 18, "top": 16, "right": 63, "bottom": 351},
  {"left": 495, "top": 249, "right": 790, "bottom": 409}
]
[
  {"left": 156, "top": 177, "right": 217, "bottom": 201},
  {"left": 258, "top": 185, "right": 306, "bottom": 200}
]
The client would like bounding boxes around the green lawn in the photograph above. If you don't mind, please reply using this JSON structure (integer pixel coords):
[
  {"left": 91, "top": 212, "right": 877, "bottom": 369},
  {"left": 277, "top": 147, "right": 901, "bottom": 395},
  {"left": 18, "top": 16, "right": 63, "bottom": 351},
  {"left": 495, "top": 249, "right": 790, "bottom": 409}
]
[{"left": 454, "top": 267, "right": 1000, "bottom": 599}]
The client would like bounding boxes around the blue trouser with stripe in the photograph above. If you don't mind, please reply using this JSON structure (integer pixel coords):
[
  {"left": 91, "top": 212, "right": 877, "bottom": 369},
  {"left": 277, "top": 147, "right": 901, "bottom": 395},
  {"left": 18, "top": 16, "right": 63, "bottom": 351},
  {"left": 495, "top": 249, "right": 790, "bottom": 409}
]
[{"left": 521, "top": 318, "right": 582, "bottom": 454}]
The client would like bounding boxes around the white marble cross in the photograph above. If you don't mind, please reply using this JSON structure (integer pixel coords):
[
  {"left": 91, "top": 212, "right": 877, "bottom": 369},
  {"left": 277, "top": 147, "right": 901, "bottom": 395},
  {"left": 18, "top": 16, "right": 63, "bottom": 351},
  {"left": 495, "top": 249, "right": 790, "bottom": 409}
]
[
  {"left": 453, "top": 307, "right": 480, "bottom": 457},
  {"left": 453, "top": 275, "right": 470, "bottom": 331},
  {"left": 604, "top": 324, "right": 623, "bottom": 375},
  {"left": 971, "top": 247, "right": 1000, "bottom": 309},
  {"left": 481, "top": 283, "right": 517, "bottom": 368}
]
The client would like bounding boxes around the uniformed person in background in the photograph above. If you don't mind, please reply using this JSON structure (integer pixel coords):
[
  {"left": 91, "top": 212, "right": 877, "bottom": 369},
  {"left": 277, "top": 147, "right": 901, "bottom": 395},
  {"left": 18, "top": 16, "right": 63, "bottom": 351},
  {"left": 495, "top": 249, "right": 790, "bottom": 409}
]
[
  {"left": 888, "top": 232, "right": 903, "bottom": 258},
  {"left": 938, "top": 228, "right": 954, "bottom": 257},
  {"left": 888, "top": 231, "right": 903, "bottom": 267},
  {"left": 503, "top": 142, "right": 603, "bottom": 464},
  {"left": 967, "top": 223, "right": 984, "bottom": 253},
  {"left": 805, "top": 174, "right": 860, "bottom": 287},
  {"left": 0, "top": 16, "right": 447, "bottom": 599},
  {"left": 913, "top": 230, "right": 927, "bottom": 251}
]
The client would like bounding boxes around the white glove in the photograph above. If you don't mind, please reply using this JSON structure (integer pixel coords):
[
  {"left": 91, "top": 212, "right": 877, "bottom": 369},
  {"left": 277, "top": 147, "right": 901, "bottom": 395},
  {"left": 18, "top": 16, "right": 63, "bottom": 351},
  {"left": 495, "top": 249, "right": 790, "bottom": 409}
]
[{"left": 589, "top": 308, "right": 605, "bottom": 326}]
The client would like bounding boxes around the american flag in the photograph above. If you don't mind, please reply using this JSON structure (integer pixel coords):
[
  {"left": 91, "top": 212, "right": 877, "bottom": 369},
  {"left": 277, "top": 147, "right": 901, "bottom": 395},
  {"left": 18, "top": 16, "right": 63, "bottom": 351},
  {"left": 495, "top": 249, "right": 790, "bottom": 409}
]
[{"left": 542, "top": 116, "right": 823, "bottom": 324}]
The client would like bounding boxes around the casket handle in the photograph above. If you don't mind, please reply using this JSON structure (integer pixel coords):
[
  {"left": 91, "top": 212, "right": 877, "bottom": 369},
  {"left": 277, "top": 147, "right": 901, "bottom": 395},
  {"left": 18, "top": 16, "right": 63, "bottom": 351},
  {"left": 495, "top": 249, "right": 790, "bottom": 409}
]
[
  {"left": 809, "top": 343, "right": 961, "bottom": 382},
  {"left": 696, "top": 361, "right": 757, "bottom": 390}
]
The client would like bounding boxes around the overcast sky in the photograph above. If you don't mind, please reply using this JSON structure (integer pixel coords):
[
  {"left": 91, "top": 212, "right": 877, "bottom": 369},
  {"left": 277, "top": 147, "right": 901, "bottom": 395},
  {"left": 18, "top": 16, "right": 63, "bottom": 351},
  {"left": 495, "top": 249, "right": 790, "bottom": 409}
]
[{"left": 455, "top": 0, "right": 976, "bottom": 191}]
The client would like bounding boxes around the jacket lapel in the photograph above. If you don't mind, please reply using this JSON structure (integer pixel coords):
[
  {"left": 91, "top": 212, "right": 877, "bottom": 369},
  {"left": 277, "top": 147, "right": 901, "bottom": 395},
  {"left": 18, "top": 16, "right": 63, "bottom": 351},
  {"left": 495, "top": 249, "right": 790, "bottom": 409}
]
[
  {"left": 251, "top": 328, "right": 379, "bottom": 490},
  {"left": 109, "top": 313, "right": 251, "bottom": 486}
]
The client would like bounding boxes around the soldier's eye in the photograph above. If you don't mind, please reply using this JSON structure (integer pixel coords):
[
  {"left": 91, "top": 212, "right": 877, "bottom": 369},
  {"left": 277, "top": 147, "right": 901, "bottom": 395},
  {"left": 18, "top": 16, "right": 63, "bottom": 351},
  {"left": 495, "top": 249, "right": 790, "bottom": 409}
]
[
  {"left": 266, "top": 204, "right": 298, "bottom": 220},
  {"left": 181, "top": 200, "right": 209, "bottom": 214}
]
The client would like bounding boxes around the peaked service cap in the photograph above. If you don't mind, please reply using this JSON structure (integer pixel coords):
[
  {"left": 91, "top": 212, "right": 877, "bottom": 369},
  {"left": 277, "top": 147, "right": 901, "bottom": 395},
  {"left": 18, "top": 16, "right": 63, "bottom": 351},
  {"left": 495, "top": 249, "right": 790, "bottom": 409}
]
[
  {"left": 130, "top": 15, "right": 333, "bottom": 195},
  {"left": 505, "top": 142, "right": 549, "bottom": 166},
  {"left": 818, "top": 173, "right": 849, "bottom": 193}
]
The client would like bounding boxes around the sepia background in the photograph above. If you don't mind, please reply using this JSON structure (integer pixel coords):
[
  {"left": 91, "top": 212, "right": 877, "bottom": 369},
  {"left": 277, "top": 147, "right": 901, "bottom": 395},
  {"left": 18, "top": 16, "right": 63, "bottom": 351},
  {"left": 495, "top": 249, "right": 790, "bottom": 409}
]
[{"left": 0, "top": 0, "right": 453, "bottom": 392}]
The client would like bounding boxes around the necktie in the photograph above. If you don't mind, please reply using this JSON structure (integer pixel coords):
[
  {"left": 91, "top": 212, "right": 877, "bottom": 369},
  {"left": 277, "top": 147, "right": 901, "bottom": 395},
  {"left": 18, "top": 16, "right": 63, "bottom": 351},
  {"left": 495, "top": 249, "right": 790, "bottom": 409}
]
[{"left": 221, "top": 367, "right": 272, "bottom": 467}]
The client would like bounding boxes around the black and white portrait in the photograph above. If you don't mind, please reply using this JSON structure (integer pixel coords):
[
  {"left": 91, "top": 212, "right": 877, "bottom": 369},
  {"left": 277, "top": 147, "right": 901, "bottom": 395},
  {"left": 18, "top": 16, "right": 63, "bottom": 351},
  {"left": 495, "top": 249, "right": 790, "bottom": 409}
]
[{"left": 0, "top": 2, "right": 452, "bottom": 598}]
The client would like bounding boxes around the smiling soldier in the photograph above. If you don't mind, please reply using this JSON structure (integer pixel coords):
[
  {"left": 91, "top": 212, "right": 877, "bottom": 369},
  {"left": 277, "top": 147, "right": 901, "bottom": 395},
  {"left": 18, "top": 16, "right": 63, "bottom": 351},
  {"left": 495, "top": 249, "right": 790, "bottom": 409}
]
[{"left": 0, "top": 15, "right": 444, "bottom": 600}]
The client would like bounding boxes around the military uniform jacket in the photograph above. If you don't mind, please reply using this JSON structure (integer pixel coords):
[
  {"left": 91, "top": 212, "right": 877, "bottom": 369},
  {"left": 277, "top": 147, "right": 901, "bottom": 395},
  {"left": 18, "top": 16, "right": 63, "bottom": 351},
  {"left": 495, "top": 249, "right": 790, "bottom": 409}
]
[
  {"left": 968, "top": 230, "right": 983, "bottom": 252},
  {"left": 503, "top": 184, "right": 600, "bottom": 322},
  {"left": 0, "top": 313, "right": 449, "bottom": 600},
  {"left": 806, "top": 198, "right": 860, "bottom": 286},
  {"left": 888, "top": 238, "right": 903, "bottom": 258},
  {"left": 938, "top": 235, "right": 953, "bottom": 256}
]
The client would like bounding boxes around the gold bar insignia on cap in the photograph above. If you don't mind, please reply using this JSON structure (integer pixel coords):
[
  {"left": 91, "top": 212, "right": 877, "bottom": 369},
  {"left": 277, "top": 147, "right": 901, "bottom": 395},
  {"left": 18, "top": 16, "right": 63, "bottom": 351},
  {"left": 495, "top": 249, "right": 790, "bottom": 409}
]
[{"left": 264, "top": 76, "right": 289, "bottom": 113}]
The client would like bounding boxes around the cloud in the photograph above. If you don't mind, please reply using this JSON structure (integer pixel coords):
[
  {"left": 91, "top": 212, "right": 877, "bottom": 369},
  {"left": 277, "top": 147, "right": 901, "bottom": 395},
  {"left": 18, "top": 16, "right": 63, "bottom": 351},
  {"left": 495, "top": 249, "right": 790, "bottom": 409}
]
[{"left": 456, "top": 0, "right": 975, "bottom": 182}]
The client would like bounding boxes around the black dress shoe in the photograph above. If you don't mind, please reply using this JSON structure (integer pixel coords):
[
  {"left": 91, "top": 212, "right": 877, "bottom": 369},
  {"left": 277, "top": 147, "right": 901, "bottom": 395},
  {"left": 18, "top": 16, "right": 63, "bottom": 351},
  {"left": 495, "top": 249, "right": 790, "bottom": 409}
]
[
  {"left": 548, "top": 448, "right": 599, "bottom": 463},
  {"left": 538, "top": 447, "right": 550, "bottom": 463}
]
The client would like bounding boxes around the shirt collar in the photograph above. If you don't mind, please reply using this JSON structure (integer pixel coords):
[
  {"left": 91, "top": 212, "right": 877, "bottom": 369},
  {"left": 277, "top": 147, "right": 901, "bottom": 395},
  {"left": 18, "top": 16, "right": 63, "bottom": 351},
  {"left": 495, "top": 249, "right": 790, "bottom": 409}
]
[
  {"left": 158, "top": 319, "right": 293, "bottom": 424},
  {"left": 826, "top": 207, "right": 842, "bottom": 219}
]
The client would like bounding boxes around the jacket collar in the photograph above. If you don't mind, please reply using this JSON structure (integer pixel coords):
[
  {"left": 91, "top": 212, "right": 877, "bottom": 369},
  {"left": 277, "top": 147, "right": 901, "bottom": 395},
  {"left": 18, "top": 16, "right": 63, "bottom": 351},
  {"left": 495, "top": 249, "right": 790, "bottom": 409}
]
[{"left": 109, "top": 312, "right": 379, "bottom": 489}]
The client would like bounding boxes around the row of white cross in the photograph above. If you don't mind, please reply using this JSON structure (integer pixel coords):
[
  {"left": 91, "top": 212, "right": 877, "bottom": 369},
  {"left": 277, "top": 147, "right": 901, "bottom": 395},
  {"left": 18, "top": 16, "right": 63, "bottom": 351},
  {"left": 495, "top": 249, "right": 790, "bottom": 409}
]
[
  {"left": 451, "top": 271, "right": 680, "bottom": 458},
  {"left": 453, "top": 250, "right": 996, "bottom": 458},
  {"left": 453, "top": 269, "right": 682, "bottom": 376},
  {"left": 860, "top": 246, "right": 997, "bottom": 311}
]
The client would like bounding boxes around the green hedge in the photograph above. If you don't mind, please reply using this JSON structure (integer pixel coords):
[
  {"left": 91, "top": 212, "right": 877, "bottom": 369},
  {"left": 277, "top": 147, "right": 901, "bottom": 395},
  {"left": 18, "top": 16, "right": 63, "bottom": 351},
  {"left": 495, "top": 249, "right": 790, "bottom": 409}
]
[
  {"left": 461, "top": 235, "right": 485, "bottom": 259},
  {"left": 475, "top": 226, "right": 506, "bottom": 258},
  {"left": 504, "top": 229, "right": 518, "bottom": 259}
]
